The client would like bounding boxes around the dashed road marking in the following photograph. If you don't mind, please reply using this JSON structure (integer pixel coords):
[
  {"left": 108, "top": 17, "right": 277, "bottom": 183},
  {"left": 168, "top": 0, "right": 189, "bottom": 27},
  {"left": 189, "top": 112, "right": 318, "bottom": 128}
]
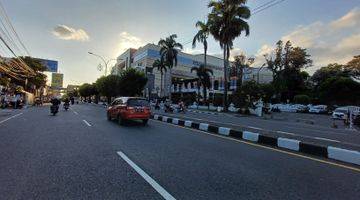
[
  {"left": 0, "top": 113, "right": 23, "bottom": 124},
  {"left": 247, "top": 126, "right": 263, "bottom": 130},
  {"left": 117, "top": 151, "right": 176, "bottom": 200},
  {"left": 314, "top": 137, "right": 340, "bottom": 143},
  {"left": 82, "top": 119, "right": 92, "bottom": 127},
  {"left": 277, "top": 131, "right": 295, "bottom": 135}
]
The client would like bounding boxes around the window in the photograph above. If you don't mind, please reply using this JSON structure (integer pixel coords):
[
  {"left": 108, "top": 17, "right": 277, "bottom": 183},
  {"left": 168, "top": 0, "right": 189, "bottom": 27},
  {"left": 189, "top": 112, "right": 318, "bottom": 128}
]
[{"left": 127, "top": 98, "right": 149, "bottom": 107}]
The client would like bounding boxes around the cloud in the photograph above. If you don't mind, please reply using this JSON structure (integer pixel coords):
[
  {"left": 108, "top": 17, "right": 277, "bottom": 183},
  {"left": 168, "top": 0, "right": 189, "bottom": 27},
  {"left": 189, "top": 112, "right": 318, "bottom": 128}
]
[
  {"left": 255, "top": 7, "right": 360, "bottom": 73},
  {"left": 52, "top": 25, "right": 89, "bottom": 41},
  {"left": 183, "top": 47, "right": 203, "bottom": 55},
  {"left": 330, "top": 7, "right": 360, "bottom": 29},
  {"left": 115, "top": 32, "right": 144, "bottom": 55}
]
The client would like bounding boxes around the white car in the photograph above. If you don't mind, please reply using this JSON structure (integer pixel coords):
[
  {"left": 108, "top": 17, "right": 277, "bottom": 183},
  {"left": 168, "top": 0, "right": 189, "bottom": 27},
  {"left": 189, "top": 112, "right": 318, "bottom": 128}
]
[
  {"left": 309, "top": 105, "right": 328, "bottom": 114},
  {"left": 332, "top": 106, "right": 360, "bottom": 120}
]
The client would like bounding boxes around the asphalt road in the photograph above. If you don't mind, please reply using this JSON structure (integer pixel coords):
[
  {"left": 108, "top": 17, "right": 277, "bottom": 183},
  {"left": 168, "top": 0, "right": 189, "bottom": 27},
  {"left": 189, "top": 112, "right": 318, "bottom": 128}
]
[
  {"left": 153, "top": 108, "right": 360, "bottom": 149},
  {"left": 0, "top": 104, "right": 359, "bottom": 199}
]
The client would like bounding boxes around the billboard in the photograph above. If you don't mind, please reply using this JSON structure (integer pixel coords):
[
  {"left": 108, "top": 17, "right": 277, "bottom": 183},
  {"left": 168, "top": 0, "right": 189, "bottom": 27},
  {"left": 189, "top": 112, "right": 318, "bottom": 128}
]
[
  {"left": 51, "top": 73, "right": 63, "bottom": 89},
  {"left": 38, "top": 59, "right": 58, "bottom": 72}
]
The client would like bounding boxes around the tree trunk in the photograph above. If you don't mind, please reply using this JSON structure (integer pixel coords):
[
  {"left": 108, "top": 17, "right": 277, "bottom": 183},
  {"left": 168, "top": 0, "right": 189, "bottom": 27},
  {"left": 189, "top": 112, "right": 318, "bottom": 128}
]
[
  {"left": 223, "top": 45, "right": 228, "bottom": 112},
  {"left": 160, "top": 72, "right": 163, "bottom": 97}
]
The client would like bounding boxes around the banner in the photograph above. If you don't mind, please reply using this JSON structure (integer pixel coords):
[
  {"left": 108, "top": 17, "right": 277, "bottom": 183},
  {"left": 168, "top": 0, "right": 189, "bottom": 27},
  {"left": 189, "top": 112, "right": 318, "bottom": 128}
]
[{"left": 51, "top": 73, "right": 63, "bottom": 89}]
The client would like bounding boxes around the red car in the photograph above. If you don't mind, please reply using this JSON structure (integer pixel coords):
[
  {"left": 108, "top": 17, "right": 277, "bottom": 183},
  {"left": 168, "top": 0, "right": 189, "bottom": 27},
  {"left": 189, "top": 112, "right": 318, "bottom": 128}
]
[{"left": 107, "top": 97, "right": 151, "bottom": 125}]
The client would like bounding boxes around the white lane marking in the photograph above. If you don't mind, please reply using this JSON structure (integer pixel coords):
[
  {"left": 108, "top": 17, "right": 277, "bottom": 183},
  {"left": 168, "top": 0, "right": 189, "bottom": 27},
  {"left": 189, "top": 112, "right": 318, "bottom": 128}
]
[
  {"left": 247, "top": 126, "right": 263, "bottom": 130},
  {"left": 73, "top": 111, "right": 79, "bottom": 115},
  {"left": 82, "top": 120, "right": 92, "bottom": 127},
  {"left": 314, "top": 137, "right": 340, "bottom": 143},
  {"left": 117, "top": 151, "right": 176, "bottom": 200},
  {"left": 0, "top": 113, "right": 23, "bottom": 124},
  {"left": 276, "top": 131, "right": 295, "bottom": 136}
]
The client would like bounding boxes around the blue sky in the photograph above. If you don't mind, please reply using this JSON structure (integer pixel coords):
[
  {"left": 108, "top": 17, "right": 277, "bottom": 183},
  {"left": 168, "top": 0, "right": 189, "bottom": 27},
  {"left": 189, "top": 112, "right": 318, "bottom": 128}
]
[{"left": 2, "top": 0, "right": 360, "bottom": 86}]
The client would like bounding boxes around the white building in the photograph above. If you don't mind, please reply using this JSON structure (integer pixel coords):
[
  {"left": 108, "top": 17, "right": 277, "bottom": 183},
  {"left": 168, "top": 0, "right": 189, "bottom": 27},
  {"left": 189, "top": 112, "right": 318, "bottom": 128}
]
[{"left": 113, "top": 43, "right": 272, "bottom": 97}]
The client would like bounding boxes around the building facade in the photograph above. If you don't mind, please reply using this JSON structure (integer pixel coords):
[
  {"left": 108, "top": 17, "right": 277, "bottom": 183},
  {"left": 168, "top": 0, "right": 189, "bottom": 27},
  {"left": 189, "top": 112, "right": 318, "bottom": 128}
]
[{"left": 112, "top": 43, "right": 272, "bottom": 98}]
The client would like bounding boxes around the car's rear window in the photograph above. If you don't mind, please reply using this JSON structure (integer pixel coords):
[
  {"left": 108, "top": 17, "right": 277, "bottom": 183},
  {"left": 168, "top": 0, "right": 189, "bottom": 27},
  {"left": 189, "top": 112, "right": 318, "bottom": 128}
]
[{"left": 127, "top": 99, "right": 149, "bottom": 107}]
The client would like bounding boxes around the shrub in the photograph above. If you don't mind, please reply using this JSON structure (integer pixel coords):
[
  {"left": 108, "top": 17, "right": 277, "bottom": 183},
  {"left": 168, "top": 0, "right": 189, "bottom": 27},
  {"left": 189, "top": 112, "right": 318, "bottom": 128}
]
[{"left": 294, "top": 94, "right": 310, "bottom": 105}]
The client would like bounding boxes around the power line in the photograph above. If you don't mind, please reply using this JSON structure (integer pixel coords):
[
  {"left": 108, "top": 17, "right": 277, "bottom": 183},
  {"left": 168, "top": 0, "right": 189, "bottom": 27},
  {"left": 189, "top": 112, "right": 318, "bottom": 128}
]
[
  {"left": 252, "top": 0, "right": 279, "bottom": 12},
  {"left": 0, "top": 0, "right": 30, "bottom": 56},
  {"left": 252, "top": 0, "right": 286, "bottom": 15},
  {"left": 181, "top": 0, "right": 287, "bottom": 47}
]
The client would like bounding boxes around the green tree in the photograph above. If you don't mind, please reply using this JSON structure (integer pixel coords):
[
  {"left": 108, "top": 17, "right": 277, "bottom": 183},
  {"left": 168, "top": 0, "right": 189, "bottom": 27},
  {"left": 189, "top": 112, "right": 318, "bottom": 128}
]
[
  {"left": 318, "top": 77, "right": 360, "bottom": 105},
  {"left": 20, "top": 56, "right": 47, "bottom": 90},
  {"left": 311, "top": 63, "right": 346, "bottom": 86},
  {"left": 95, "top": 75, "right": 121, "bottom": 103},
  {"left": 78, "top": 83, "right": 97, "bottom": 101},
  {"left": 118, "top": 68, "right": 147, "bottom": 97},
  {"left": 158, "top": 34, "right": 183, "bottom": 97},
  {"left": 264, "top": 40, "right": 312, "bottom": 101},
  {"left": 294, "top": 95, "right": 311, "bottom": 105},
  {"left": 208, "top": 0, "right": 251, "bottom": 111},
  {"left": 191, "top": 64, "right": 214, "bottom": 101},
  {"left": 230, "top": 54, "right": 254, "bottom": 87},
  {"left": 193, "top": 21, "right": 210, "bottom": 71},
  {"left": 344, "top": 55, "right": 360, "bottom": 80}
]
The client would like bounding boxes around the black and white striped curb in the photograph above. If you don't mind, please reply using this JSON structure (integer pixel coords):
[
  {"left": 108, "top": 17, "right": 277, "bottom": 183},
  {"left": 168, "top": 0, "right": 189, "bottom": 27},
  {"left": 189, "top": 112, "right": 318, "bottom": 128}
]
[
  {"left": 187, "top": 109, "right": 219, "bottom": 115},
  {"left": 151, "top": 114, "right": 360, "bottom": 166}
]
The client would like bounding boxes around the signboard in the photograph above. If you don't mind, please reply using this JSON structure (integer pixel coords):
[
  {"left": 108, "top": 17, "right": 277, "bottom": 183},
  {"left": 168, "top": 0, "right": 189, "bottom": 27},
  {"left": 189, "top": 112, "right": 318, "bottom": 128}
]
[
  {"left": 38, "top": 59, "right": 58, "bottom": 72},
  {"left": 51, "top": 73, "right": 63, "bottom": 89}
]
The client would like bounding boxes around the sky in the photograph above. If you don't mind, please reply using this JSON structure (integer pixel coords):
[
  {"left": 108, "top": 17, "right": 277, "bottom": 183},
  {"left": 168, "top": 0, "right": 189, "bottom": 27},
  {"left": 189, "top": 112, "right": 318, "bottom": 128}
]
[{"left": 1, "top": 0, "right": 360, "bottom": 86}]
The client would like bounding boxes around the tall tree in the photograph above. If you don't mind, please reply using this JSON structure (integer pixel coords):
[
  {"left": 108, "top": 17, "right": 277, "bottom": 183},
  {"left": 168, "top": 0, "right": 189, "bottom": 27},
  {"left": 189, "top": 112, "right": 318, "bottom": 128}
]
[
  {"left": 191, "top": 64, "right": 214, "bottom": 101},
  {"left": 208, "top": 0, "right": 250, "bottom": 111},
  {"left": 153, "top": 59, "right": 167, "bottom": 97},
  {"left": 193, "top": 21, "right": 210, "bottom": 70},
  {"left": 118, "top": 68, "right": 147, "bottom": 97},
  {"left": 231, "top": 54, "right": 254, "bottom": 87},
  {"left": 345, "top": 55, "right": 360, "bottom": 80},
  {"left": 95, "top": 75, "right": 121, "bottom": 104},
  {"left": 158, "top": 34, "right": 183, "bottom": 97}
]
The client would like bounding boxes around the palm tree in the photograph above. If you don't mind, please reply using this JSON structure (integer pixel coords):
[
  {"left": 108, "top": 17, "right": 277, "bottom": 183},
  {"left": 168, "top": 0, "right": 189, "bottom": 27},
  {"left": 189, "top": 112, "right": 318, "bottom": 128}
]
[
  {"left": 208, "top": 0, "right": 251, "bottom": 111},
  {"left": 153, "top": 59, "right": 167, "bottom": 97},
  {"left": 158, "top": 34, "right": 183, "bottom": 98},
  {"left": 191, "top": 64, "right": 214, "bottom": 102},
  {"left": 193, "top": 21, "right": 210, "bottom": 71}
]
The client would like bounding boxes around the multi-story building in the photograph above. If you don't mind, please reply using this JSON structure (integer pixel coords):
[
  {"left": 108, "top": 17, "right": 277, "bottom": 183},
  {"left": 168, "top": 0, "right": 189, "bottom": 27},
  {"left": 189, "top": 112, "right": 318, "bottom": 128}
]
[{"left": 112, "top": 43, "right": 272, "bottom": 98}]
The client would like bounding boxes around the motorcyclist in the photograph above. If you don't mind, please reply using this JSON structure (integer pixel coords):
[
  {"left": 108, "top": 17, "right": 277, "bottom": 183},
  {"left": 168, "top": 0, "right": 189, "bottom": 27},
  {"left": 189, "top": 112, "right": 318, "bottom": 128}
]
[
  {"left": 50, "top": 97, "right": 61, "bottom": 106},
  {"left": 164, "top": 99, "right": 173, "bottom": 113},
  {"left": 178, "top": 100, "right": 186, "bottom": 113},
  {"left": 50, "top": 97, "right": 61, "bottom": 115},
  {"left": 63, "top": 98, "right": 70, "bottom": 110}
]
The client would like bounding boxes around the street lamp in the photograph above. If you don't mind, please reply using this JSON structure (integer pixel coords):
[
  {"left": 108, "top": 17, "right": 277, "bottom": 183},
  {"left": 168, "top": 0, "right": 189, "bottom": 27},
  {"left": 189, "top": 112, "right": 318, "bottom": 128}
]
[{"left": 88, "top": 52, "right": 120, "bottom": 76}]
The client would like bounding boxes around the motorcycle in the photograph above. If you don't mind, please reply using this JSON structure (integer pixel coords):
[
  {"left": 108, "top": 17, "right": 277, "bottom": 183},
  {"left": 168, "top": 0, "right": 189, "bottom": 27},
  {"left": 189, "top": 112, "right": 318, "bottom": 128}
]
[
  {"left": 164, "top": 104, "right": 174, "bottom": 113},
  {"left": 50, "top": 105, "right": 59, "bottom": 116},
  {"left": 64, "top": 103, "right": 70, "bottom": 111},
  {"left": 177, "top": 106, "right": 186, "bottom": 114}
]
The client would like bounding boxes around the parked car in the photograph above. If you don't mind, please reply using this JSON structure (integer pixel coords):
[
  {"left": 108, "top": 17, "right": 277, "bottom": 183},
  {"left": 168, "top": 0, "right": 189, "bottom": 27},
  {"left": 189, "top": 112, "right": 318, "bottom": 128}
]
[
  {"left": 332, "top": 106, "right": 360, "bottom": 120},
  {"left": 107, "top": 97, "right": 151, "bottom": 125},
  {"left": 309, "top": 105, "right": 328, "bottom": 114},
  {"left": 292, "top": 104, "right": 309, "bottom": 113}
]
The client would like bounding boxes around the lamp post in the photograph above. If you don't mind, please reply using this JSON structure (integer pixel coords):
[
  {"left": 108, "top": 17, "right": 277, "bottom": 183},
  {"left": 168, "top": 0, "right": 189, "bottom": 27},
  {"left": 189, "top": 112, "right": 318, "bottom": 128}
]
[{"left": 88, "top": 52, "right": 120, "bottom": 76}]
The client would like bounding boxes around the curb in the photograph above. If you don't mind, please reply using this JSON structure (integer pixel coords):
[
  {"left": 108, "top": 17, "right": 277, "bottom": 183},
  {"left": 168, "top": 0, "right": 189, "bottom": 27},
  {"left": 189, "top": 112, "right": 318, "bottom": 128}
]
[{"left": 151, "top": 114, "right": 360, "bottom": 166}]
